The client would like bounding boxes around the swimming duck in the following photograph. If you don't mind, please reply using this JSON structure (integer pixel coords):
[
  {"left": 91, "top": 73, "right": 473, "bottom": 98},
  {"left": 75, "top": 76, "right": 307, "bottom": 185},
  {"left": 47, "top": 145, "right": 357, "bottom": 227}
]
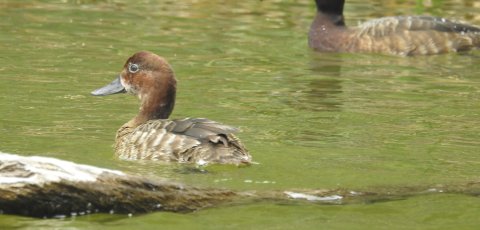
[
  {"left": 91, "top": 51, "right": 252, "bottom": 165},
  {"left": 309, "top": 0, "right": 480, "bottom": 56}
]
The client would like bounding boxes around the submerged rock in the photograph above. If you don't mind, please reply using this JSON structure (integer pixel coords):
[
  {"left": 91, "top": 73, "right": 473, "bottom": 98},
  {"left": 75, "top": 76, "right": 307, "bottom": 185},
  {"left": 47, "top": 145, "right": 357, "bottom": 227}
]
[
  {"left": 0, "top": 152, "right": 238, "bottom": 218},
  {"left": 1, "top": 152, "right": 480, "bottom": 218}
]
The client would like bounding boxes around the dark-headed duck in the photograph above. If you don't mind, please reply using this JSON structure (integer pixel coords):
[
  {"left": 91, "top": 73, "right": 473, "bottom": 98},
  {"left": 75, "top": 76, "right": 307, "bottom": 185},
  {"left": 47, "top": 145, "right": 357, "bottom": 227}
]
[
  {"left": 91, "top": 51, "right": 252, "bottom": 165},
  {"left": 309, "top": 0, "right": 480, "bottom": 56}
]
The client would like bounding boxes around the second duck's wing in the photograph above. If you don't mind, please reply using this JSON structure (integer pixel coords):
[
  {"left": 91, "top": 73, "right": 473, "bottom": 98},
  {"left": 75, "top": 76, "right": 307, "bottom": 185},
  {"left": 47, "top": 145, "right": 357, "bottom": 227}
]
[
  {"left": 350, "top": 16, "right": 480, "bottom": 55},
  {"left": 357, "top": 16, "right": 480, "bottom": 37}
]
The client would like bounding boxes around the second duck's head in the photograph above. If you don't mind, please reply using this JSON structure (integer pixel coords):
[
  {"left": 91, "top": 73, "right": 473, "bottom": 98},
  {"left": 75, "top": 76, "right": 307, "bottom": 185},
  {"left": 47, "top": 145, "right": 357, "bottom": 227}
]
[{"left": 315, "top": 0, "right": 345, "bottom": 15}]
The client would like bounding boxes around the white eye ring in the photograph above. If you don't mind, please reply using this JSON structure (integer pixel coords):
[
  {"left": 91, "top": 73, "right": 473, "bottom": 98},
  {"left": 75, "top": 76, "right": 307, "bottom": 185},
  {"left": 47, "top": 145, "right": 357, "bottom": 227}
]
[{"left": 128, "top": 63, "right": 140, "bottom": 73}]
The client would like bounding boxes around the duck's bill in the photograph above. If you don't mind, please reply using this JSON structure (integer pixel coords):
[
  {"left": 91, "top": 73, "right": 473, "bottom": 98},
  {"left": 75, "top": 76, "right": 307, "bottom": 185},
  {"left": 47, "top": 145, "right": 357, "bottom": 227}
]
[{"left": 91, "top": 76, "right": 126, "bottom": 96}]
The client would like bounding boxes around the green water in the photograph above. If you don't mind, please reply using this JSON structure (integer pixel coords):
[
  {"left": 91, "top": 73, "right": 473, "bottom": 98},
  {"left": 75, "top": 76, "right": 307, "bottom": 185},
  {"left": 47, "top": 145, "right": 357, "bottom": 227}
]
[{"left": 1, "top": 0, "right": 480, "bottom": 229}]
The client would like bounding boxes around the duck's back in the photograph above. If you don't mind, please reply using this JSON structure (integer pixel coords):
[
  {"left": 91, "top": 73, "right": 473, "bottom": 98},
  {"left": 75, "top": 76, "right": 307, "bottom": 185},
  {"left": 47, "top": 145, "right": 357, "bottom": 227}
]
[
  {"left": 349, "top": 16, "right": 480, "bottom": 55},
  {"left": 115, "top": 118, "right": 251, "bottom": 164}
]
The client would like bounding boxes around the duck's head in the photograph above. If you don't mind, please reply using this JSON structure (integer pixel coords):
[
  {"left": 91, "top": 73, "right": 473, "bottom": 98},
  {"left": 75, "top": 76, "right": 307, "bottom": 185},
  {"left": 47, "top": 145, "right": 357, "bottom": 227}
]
[{"left": 92, "top": 51, "right": 177, "bottom": 120}]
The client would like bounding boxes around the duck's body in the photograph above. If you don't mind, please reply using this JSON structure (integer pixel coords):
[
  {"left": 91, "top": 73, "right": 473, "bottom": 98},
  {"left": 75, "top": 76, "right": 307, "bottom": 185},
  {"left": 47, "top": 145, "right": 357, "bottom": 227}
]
[
  {"left": 92, "top": 51, "right": 251, "bottom": 165},
  {"left": 115, "top": 118, "right": 249, "bottom": 163},
  {"left": 309, "top": 0, "right": 480, "bottom": 56}
]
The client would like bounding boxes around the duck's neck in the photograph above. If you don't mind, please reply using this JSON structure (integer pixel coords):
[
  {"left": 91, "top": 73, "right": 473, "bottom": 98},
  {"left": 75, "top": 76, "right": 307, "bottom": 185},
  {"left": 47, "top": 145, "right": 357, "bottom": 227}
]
[
  {"left": 314, "top": 0, "right": 345, "bottom": 26},
  {"left": 134, "top": 78, "right": 176, "bottom": 127}
]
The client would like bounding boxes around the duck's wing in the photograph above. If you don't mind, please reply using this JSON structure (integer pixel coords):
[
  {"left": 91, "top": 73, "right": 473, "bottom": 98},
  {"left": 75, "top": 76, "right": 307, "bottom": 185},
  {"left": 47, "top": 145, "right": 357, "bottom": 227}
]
[
  {"left": 168, "top": 118, "right": 248, "bottom": 154},
  {"left": 166, "top": 118, "right": 250, "bottom": 164},
  {"left": 167, "top": 118, "right": 239, "bottom": 139},
  {"left": 357, "top": 16, "right": 480, "bottom": 37}
]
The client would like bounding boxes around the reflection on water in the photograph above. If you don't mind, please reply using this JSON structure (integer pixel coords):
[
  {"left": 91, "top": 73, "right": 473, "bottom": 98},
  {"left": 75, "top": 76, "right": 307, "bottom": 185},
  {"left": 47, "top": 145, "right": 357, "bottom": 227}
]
[
  {"left": 288, "top": 54, "right": 344, "bottom": 112},
  {"left": 1, "top": 0, "right": 480, "bottom": 229}
]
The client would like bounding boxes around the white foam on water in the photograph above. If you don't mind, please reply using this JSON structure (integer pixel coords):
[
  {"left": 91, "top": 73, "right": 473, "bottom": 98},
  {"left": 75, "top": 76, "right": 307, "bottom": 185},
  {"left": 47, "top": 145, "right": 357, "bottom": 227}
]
[{"left": 284, "top": 191, "right": 343, "bottom": 202}]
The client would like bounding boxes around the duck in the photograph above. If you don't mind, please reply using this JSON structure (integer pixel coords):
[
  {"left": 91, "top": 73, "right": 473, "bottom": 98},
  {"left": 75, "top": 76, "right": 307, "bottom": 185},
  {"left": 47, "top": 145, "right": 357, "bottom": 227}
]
[
  {"left": 91, "top": 51, "right": 252, "bottom": 165},
  {"left": 309, "top": 0, "right": 480, "bottom": 56}
]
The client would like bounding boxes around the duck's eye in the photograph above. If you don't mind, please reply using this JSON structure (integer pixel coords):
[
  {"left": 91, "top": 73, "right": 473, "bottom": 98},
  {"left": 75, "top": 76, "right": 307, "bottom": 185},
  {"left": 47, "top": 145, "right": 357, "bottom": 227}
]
[{"left": 128, "top": 63, "right": 140, "bottom": 73}]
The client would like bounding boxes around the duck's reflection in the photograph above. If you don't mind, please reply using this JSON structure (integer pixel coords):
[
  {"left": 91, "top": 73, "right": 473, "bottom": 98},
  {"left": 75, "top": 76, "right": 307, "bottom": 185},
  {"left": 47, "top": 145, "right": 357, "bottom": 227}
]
[{"left": 281, "top": 52, "right": 345, "bottom": 112}]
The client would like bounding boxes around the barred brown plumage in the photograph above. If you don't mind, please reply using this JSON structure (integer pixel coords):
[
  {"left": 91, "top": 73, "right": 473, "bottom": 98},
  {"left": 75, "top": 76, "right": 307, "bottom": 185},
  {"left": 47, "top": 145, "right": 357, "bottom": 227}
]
[
  {"left": 309, "top": 0, "right": 480, "bottom": 56},
  {"left": 92, "top": 51, "right": 251, "bottom": 165}
]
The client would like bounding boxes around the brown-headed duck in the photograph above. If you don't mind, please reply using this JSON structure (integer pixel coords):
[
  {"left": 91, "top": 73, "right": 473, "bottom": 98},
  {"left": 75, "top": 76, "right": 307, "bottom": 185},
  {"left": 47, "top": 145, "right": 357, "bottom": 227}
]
[
  {"left": 91, "top": 51, "right": 252, "bottom": 165},
  {"left": 309, "top": 0, "right": 480, "bottom": 56}
]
